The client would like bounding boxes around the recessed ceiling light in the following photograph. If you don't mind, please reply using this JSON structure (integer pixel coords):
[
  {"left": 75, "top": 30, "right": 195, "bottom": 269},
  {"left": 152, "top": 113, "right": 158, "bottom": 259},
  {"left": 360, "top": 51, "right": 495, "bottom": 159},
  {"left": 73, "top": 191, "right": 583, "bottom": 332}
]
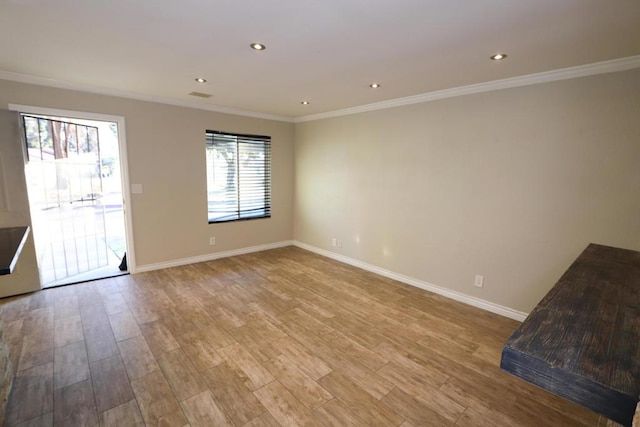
[
  {"left": 301, "top": 101, "right": 310, "bottom": 105},
  {"left": 369, "top": 83, "right": 381, "bottom": 88},
  {"left": 250, "top": 43, "right": 266, "bottom": 51},
  {"left": 490, "top": 53, "right": 507, "bottom": 60},
  {"left": 195, "top": 77, "right": 207, "bottom": 83}
]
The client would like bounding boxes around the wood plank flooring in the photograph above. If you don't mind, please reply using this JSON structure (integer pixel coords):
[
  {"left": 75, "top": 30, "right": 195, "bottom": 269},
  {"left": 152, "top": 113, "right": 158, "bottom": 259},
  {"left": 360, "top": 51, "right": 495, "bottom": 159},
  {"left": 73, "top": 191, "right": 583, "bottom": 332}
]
[{"left": 0, "top": 246, "right": 611, "bottom": 426}]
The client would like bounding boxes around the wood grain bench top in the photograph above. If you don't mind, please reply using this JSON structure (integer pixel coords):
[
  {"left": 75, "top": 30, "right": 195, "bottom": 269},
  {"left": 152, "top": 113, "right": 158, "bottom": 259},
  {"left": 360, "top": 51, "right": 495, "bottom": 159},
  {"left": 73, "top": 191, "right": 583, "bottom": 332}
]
[{"left": 501, "top": 243, "right": 640, "bottom": 427}]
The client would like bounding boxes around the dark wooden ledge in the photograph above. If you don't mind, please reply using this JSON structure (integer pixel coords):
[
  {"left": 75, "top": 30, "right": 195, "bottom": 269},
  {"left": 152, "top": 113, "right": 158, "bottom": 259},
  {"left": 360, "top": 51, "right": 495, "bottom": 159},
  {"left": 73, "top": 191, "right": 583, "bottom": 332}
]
[
  {"left": 0, "top": 226, "right": 30, "bottom": 275},
  {"left": 501, "top": 243, "right": 640, "bottom": 426}
]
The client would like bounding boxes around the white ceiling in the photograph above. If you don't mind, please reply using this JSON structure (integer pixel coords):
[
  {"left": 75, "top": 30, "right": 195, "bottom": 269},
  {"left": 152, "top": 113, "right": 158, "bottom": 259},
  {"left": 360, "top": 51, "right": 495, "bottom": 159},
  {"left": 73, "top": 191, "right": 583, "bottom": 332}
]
[{"left": 1, "top": 0, "right": 639, "bottom": 119}]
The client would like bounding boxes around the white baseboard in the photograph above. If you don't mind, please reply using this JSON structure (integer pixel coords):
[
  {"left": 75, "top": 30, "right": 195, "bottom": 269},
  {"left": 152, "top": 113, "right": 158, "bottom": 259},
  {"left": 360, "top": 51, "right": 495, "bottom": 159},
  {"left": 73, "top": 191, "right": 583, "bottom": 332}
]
[
  {"left": 134, "top": 238, "right": 527, "bottom": 322},
  {"left": 135, "top": 240, "right": 294, "bottom": 273},
  {"left": 293, "top": 240, "right": 528, "bottom": 322}
]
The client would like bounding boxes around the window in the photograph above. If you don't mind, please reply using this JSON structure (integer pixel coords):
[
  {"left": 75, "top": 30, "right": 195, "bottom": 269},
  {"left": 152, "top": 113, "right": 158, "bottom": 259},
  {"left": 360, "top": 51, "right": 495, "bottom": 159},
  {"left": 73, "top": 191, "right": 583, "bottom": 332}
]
[{"left": 205, "top": 130, "right": 271, "bottom": 223}]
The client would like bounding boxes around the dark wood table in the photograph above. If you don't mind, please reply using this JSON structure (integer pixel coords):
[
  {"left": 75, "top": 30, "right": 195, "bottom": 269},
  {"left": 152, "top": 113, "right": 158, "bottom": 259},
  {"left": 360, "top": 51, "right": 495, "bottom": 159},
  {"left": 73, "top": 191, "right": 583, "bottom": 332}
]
[
  {"left": 0, "top": 226, "right": 30, "bottom": 275},
  {"left": 501, "top": 244, "right": 640, "bottom": 426}
]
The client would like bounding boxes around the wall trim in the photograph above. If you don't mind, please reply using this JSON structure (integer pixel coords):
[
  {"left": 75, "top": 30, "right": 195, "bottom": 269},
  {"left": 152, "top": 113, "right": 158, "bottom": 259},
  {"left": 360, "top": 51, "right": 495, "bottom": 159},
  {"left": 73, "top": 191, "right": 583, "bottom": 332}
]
[
  {"left": 0, "top": 70, "right": 294, "bottom": 123},
  {"left": 135, "top": 238, "right": 527, "bottom": 321},
  {"left": 3, "top": 55, "right": 639, "bottom": 125},
  {"left": 293, "top": 240, "right": 528, "bottom": 322},
  {"left": 135, "top": 240, "right": 294, "bottom": 273},
  {"left": 295, "top": 55, "right": 640, "bottom": 123}
]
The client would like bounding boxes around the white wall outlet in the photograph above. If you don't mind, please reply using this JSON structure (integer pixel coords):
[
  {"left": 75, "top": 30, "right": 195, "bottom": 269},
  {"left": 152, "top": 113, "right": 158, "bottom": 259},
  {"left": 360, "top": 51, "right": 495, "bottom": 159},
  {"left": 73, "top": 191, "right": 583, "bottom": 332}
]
[
  {"left": 337, "top": 240, "right": 342, "bottom": 248},
  {"left": 209, "top": 237, "right": 216, "bottom": 246},
  {"left": 131, "top": 183, "right": 143, "bottom": 194},
  {"left": 474, "top": 275, "right": 484, "bottom": 288},
  {"left": 332, "top": 238, "right": 337, "bottom": 247}
]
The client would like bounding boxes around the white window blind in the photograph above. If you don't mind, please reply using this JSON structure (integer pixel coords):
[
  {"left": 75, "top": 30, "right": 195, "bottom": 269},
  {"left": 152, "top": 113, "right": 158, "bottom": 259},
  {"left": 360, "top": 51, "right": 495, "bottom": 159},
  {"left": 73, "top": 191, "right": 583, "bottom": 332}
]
[{"left": 205, "top": 130, "right": 271, "bottom": 223}]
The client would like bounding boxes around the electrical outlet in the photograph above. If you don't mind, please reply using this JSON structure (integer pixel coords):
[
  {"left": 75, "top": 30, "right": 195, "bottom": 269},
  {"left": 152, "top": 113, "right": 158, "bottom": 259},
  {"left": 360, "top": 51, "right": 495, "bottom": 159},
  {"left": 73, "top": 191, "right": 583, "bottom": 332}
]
[
  {"left": 337, "top": 240, "right": 342, "bottom": 248},
  {"left": 209, "top": 237, "right": 216, "bottom": 246},
  {"left": 474, "top": 275, "right": 484, "bottom": 288},
  {"left": 332, "top": 238, "right": 337, "bottom": 247}
]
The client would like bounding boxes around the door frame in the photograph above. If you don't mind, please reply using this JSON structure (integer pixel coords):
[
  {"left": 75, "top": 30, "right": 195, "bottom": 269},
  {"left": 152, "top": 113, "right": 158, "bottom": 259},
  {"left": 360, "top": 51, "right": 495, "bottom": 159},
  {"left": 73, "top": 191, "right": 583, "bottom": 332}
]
[{"left": 8, "top": 103, "right": 137, "bottom": 274}]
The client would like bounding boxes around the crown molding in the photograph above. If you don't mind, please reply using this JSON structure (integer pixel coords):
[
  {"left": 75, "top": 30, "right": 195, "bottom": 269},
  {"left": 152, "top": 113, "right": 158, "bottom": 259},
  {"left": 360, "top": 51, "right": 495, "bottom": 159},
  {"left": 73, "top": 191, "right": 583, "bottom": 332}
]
[
  {"left": 0, "top": 70, "right": 294, "bottom": 123},
  {"left": 295, "top": 55, "right": 640, "bottom": 123},
  {"left": 3, "top": 55, "right": 639, "bottom": 125}
]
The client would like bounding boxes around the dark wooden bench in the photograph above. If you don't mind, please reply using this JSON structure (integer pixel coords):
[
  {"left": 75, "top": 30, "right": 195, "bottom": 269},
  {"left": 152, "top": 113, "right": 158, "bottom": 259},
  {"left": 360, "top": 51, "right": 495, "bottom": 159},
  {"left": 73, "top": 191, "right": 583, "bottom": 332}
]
[
  {"left": 0, "top": 226, "right": 30, "bottom": 275},
  {"left": 501, "top": 244, "right": 640, "bottom": 426}
]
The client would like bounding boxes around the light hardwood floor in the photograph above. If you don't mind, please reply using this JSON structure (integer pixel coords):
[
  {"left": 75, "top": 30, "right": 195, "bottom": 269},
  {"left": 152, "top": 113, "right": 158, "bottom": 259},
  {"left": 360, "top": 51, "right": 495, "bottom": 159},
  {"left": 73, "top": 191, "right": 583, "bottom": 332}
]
[{"left": 0, "top": 246, "right": 608, "bottom": 426}]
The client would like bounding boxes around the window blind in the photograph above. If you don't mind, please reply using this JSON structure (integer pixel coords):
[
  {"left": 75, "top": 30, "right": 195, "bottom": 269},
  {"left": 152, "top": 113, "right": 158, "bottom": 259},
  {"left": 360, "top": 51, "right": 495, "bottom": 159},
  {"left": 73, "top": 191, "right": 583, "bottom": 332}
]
[{"left": 205, "top": 130, "right": 271, "bottom": 223}]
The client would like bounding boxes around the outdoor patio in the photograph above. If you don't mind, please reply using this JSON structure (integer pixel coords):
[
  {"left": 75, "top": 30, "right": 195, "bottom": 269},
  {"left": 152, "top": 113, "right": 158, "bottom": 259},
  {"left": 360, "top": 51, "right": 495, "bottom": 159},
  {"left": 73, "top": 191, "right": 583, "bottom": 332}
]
[{"left": 31, "top": 196, "right": 126, "bottom": 287}]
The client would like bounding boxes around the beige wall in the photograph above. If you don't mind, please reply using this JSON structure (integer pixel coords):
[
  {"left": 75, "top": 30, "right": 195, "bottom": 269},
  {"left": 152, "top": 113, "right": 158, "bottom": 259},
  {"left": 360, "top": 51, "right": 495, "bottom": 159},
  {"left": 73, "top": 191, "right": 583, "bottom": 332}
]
[
  {"left": 0, "top": 109, "right": 40, "bottom": 297},
  {"left": 0, "top": 80, "right": 295, "bottom": 274},
  {"left": 2, "top": 68, "right": 639, "bottom": 313},
  {"left": 294, "top": 68, "right": 640, "bottom": 313}
]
